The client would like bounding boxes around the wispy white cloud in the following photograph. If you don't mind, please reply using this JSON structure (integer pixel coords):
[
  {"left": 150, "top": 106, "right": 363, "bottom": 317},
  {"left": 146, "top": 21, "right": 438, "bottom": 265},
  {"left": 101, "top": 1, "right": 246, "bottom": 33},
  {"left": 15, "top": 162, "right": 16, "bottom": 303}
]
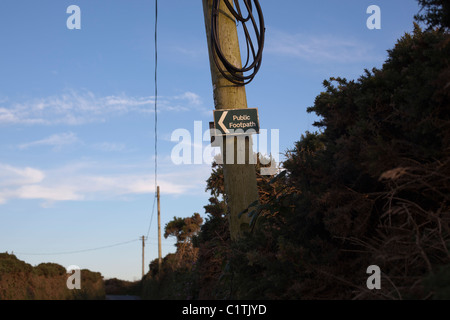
[
  {"left": 14, "top": 185, "right": 83, "bottom": 202},
  {"left": 17, "top": 132, "right": 134, "bottom": 153},
  {"left": 265, "top": 29, "right": 381, "bottom": 63},
  {"left": 0, "top": 90, "right": 151, "bottom": 125},
  {"left": 0, "top": 90, "right": 205, "bottom": 125},
  {"left": 0, "top": 162, "right": 210, "bottom": 207},
  {"left": 92, "top": 142, "right": 127, "bottom": 153},
  {"left": 175, "top": 92, "right": 202, "bottom": 106},
  {"left": 18, "top": 132, "right": 80, "bottom": 151},
  {"left": 0, "top": 164, "right": 46, "bottom": 205},
  {"left": 0, "top": 164, "right": 45, "bottom": 187}
]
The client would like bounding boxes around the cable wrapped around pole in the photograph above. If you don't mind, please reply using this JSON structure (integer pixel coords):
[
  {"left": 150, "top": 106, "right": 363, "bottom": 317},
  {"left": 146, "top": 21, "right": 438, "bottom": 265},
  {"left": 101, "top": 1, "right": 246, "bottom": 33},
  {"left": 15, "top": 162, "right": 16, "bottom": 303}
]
[{"left": 211, "top": 0, "right": 265, "bottom": 86}]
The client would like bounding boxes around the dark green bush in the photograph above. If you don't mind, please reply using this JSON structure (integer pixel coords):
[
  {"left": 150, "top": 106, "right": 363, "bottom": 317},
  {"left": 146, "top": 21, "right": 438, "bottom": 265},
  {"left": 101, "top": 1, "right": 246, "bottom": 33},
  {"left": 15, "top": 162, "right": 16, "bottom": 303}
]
[
  {"left": 33, "top": 263, "right": 66, "bottom": 277},
  {"left": 0, "top": 253, "right": 33, "bottom": 274}
]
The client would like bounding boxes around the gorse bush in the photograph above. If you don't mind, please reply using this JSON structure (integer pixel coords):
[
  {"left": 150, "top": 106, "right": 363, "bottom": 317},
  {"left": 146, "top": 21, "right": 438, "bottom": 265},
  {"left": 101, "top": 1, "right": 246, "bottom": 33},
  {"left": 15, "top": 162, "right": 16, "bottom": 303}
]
[
  {"left": 0, "top": 253, "right": 33, "bottom": 275},
  {"left": 142, "top": 2, "right": 449, "bottom": 300},
  {"left": 220, "top": 24, "right": 449, "bottom": 300},
  {"left": 0, "top": 253, "right": 105, "bottom": 300},
  {"left": 33, "top": 263, "right": 67, "bottom": 277}
]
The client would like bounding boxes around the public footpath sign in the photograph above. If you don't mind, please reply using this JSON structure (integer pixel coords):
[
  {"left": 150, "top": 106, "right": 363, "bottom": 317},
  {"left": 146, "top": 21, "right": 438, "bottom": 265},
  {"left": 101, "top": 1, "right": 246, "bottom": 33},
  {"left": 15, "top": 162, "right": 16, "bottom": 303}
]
[{"left": 213, "top": 108, "right": 260, "bottom": 135}]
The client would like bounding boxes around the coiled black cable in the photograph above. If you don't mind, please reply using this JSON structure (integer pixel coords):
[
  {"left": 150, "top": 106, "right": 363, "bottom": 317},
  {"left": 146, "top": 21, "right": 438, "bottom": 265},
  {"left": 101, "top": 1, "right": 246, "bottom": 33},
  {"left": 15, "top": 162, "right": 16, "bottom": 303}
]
[{"left": 211, "top": 0, "right": 265, "bottom": 86}]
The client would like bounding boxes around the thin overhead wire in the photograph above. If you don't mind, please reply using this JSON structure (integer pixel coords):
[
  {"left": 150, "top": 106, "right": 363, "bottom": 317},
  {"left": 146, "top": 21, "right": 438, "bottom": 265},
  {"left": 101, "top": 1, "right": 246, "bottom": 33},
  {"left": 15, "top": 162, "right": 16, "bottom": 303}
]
[
  {"left": 211, "top": 0, "right": 265, "bottom": 86},
  {"left": 154, "top": 0, "right": 158, "bottom": 192},
  {"left": 145, "top": 0, "right": 158, "bottom": 241},
  {"left": 146, "top": 193, "right": 157, "bottom": 239},
  {"left": 14, "top": 239, "right": 141, "bottom": 256}
]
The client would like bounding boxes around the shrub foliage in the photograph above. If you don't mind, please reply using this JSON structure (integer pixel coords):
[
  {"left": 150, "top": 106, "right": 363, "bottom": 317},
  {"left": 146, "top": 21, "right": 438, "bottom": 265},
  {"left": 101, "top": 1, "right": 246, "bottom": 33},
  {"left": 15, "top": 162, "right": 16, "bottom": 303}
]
[{"left": 142, "top": 9, "right": 450, "bottom": 300}]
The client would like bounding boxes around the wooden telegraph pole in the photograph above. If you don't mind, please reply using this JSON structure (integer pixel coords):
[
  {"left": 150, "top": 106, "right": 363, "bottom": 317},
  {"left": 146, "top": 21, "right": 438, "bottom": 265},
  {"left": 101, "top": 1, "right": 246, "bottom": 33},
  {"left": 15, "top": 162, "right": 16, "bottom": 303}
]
[
  {"left": 157, "top": 186, "right": 162, "bottom": 269},
  {"left": 202, "top": 0, "right": 259, "bottom": 240}
]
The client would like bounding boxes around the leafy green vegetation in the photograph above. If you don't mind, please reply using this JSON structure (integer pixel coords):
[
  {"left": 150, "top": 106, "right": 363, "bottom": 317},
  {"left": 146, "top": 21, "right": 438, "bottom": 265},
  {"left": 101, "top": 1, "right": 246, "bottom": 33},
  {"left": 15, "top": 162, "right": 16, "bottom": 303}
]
[
  {"left": 33, "top": 263, "right": 66, "bottom": 277},
  {"left": 0, "top": 252, "right": 33, "bottom": 275},
  {"left": 141, "top": 3, "right": 449, "bottom": 299},
  {"left": 0, "top": 253, "right": 105, "bottom": 300},
  {"left": 415, "top": 0, "right": 450, "bottom": 31}
]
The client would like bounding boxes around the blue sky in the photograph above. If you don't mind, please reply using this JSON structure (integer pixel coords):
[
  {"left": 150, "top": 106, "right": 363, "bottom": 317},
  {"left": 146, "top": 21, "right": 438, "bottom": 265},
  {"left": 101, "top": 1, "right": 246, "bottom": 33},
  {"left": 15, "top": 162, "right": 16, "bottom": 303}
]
[{"left": 0, "top": 1, "right": 422, "bottom": 281}]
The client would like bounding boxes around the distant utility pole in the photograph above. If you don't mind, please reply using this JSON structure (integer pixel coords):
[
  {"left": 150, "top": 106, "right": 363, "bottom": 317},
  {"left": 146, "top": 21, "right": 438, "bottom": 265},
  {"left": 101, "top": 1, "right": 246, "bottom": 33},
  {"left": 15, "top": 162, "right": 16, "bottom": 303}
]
[
  {"left": 202, "top": 0, "right": 259, "bottom": 240},
  {"left": 157, "top": 186, "right": 162, "bottom": 270},
  {"left": 141, "top": 235, "right": 145, "bottom": 278}
]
